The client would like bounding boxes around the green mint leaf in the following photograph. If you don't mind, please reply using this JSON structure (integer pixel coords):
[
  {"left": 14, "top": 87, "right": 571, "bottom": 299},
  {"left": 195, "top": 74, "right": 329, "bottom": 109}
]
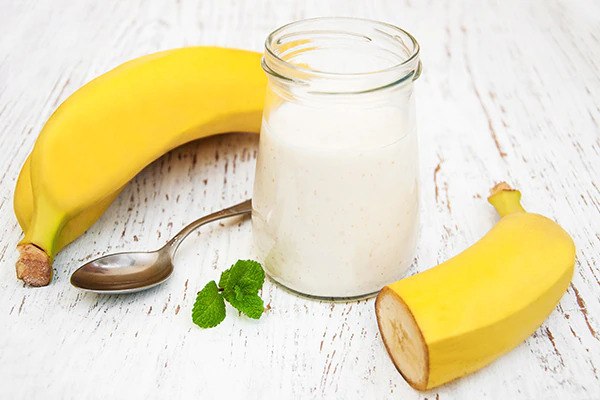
[
  {"left": 227, "top": 293, "right": 264, "bottom": 319},
  {"left": 192, "top": 280, "right": 226, "bottom": 328},
  {"left": 219, "top": 259, "right": 265, "bottom": 296},
  {"left": 218, "top": 268, "right": 231, "bottom": 291},
  {"left": 219, "top": 260, "right": 266, "bottom": 320}
]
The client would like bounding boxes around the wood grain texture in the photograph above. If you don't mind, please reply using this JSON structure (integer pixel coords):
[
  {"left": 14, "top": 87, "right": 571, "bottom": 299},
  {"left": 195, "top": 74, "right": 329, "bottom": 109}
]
[{"left": 0, "top": 1, "right": 599, "bottom": 399}]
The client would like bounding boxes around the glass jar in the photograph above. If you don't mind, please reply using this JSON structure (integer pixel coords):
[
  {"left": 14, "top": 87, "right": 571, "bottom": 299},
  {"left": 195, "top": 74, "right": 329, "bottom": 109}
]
[{"left": 252, "top": 17, "right": 421, "bottom": 299}]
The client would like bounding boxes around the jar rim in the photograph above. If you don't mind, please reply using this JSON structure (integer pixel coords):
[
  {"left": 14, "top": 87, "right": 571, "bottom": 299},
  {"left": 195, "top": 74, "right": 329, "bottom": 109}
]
[{"left": 263, "top": 17, "right": 421, "bottom": 91}]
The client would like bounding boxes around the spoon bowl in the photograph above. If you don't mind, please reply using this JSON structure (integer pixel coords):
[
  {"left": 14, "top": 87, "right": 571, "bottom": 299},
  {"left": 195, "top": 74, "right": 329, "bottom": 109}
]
[
  {"left": 71, "top": 251, "right": 170, "bottom": 294},
  {"left": 70, "top": 199, "right": 252, "bottom": 294}
]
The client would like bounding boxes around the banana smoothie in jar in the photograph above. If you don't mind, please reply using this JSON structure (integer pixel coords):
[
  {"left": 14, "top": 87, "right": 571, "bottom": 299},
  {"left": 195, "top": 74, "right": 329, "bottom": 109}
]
[{"left": 252, "top": 18, "right": 421, "bottom": 299}]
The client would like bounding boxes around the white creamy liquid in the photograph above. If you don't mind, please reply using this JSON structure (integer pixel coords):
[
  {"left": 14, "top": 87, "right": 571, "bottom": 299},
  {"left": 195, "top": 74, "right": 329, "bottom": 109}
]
[{"left": 252, "top": 100, "right": 419, "bottom": 298}]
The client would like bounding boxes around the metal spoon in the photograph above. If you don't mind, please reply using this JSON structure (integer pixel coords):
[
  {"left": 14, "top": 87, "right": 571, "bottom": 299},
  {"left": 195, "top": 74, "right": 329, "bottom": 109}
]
[{"left": 70, "top": 199, "right": 252, "bottom": 294}]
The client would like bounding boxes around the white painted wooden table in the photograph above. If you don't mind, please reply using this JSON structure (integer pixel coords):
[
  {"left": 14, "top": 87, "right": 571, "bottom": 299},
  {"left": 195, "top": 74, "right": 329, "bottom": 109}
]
[{"left": 1, "top": 1, "right": 599, "bottom": 399}]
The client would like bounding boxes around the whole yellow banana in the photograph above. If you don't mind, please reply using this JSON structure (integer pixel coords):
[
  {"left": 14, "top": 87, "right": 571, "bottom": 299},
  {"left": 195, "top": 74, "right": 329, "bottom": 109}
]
[
  {"left": 15, "top": 47, "right": 266, "bottom": 286},
  {"left": 376, "top": 183, "right": 575, "bottom": 390}
]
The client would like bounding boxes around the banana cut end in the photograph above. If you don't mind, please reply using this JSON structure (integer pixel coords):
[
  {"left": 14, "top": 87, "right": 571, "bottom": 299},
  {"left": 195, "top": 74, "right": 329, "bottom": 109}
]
[
  {"left": 375, "top": 287, "right": 429, "bottom": 391},
  {"left": 16, "top": 244, "right": 52, "bottom": 287}
]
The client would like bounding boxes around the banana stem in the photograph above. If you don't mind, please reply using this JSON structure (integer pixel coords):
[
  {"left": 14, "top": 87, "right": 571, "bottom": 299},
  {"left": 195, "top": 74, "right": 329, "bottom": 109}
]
[
  {"left": 23, "top": 197, "right": 65, "bottom": 257},
  {"left": 17, "top": 197, "right": 64, "bottom": 286},
  {"left": 488, "top": 182, "right": 526, "bottom": 217},
  {"left": 16, "top": 244, "right": 52, "bottom": 286}
]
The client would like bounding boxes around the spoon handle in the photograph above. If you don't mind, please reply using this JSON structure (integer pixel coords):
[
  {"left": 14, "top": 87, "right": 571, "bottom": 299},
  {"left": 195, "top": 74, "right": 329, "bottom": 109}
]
[{"left": 164, "top": 199, "right": 252, "bottom": 256}]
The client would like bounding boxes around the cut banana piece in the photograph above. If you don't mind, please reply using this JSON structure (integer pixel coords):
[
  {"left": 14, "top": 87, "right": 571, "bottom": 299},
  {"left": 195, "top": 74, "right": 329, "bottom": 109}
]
[{"left": 376, "top": 183, "right": 575, "bottom": 390}]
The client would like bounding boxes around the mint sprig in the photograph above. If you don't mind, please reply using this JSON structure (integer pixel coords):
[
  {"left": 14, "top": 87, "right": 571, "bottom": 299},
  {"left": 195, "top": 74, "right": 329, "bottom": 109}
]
[
  {"left": 191, "top": 280, "right": 226, "bottom": 328},
  {"left": 192, "top": 260, "right": 266, "bottom": 328}
]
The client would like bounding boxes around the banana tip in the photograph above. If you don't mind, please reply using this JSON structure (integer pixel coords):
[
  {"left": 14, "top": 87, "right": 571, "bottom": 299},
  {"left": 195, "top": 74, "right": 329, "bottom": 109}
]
[
  {"left": 489, "top": 182, "right": 515, "bottom": 197},
  {"left": 16, "top": 244, "right": 52, "bottom": 287}
]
